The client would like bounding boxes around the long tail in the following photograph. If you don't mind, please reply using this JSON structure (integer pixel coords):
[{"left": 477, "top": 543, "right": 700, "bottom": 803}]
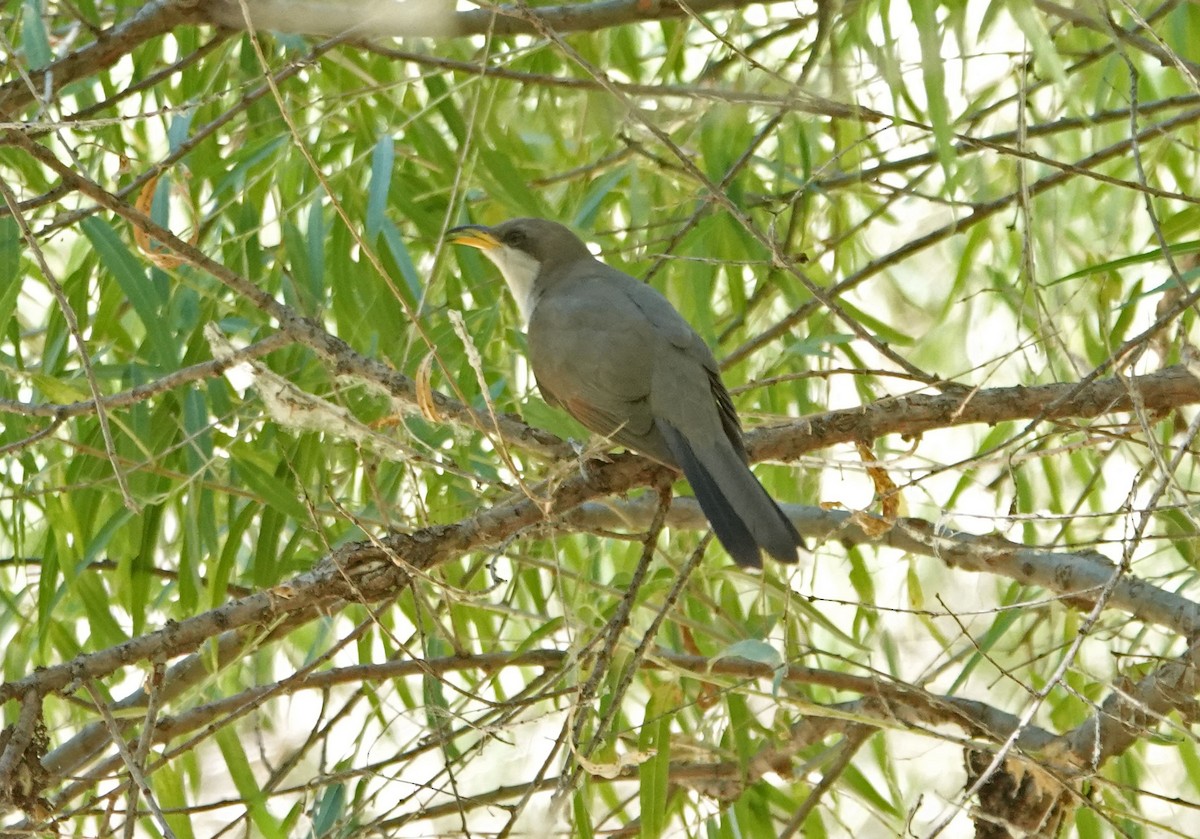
[{"left": 661, "top": 422, "right": 804, "bottom": 567}]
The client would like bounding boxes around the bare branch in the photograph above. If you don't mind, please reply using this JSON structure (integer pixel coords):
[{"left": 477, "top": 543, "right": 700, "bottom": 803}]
[{"left": 201, "top": 0, "right": 792, "bottom": 38}]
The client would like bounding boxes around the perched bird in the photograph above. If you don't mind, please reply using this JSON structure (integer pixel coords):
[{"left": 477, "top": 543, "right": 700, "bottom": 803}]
[{"left": 448, "top": 217, "right": 804, "bottom": 567}]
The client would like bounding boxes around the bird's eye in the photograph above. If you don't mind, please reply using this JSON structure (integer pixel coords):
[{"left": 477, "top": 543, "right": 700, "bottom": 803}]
[{"left": 504, "top": 229, "right": 527, "bottom": 248}]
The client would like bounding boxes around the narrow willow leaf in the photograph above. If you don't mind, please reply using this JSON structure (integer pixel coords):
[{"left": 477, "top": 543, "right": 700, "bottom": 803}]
[
  {"left": 381, "top": 218, "right": 422, "bottom": 302},
  {"left": 367, "top": 134, "right": 394, "bottom": 240},
  {"left": 21, "top": 0, "right": 53, "bottom": 69},
  {"left": 215, "top": 727, "right": 286, "bottom": 839},
  {"left": 80, "top": 216, "right": 178, "bottom": 368},
  {"left": 229, "top": 444, "right": 310, "bottom": 522},
  {"left": 910, "top": 0, "right": 956, "bottom": 178},
  {"left": 0, "top": 218, "right": 20, "bottom": 331},
  {"left": 638, "top": 684, "right": 675, "bottom": 839}
]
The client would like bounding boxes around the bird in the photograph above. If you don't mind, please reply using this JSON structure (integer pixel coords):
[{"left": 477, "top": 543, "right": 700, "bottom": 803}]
[{"left": 447, "top": 217, "right": 804, "bottom": 568}]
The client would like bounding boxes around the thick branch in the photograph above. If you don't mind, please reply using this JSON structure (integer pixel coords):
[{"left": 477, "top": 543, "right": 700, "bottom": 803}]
[
  {"left": 42, "top": 647, "right": 1060, "bottom": 800},
  {"left": 3, "top": 455, "right": 1196, "bottom": 698},
  {"left": 1062, "top": 639, "right": 1200, "bottom": 767},
  {"left": 369, "top": 43, "right": 870, "bottom": 120},
  {"left": 751, "top": 365, "right": 1200, "bottom": 462},
  {"left": 4, "top": 458, "right": 1196, "bottom": 797},
  {"left": 567, "top": 495, "right": 1200, "bottom": 638},
  {"left": 200, "top": 0, "right": 783, "bottom": 38},
  {"left": 12, "top": 133, "right": 1199, "bottom": 474},
  {"left": 2, "top": 0, "right": 773, "bottom": 117}
]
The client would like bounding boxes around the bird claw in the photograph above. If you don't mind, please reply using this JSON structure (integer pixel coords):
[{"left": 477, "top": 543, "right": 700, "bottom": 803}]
[{"left": 569, "top": 438, "right": 613, "bottom": 479}]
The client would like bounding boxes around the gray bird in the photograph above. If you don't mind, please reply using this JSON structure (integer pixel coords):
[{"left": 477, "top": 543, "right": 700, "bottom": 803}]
[{"left": 448, "top": 217, "right": 804, "bottom": 567}]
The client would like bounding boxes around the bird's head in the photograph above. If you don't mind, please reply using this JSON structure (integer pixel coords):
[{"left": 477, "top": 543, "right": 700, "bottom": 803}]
[{"left": 447, "top": 218, "right": 592, "bottom": 325}]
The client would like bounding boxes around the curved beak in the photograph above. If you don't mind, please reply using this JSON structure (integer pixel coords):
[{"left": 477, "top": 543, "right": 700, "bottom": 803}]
[{"left": 447, "top": 225, "right": 501, "bottom": 251}]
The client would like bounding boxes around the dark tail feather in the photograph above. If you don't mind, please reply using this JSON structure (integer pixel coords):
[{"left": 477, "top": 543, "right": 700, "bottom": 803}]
[{"left": 661, "top": 423, "right": 802, "bottom": 567}]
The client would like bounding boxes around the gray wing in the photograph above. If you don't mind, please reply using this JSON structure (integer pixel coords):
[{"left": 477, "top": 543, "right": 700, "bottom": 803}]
[
  {"left": 527, "top": 266, "right": 722, "bottom": 467},
  {"left": 527, "top": 264, "right": 800, "bottom": 565}
]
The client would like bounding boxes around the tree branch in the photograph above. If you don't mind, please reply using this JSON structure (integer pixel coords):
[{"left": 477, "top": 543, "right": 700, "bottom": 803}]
[
  {"left": 0, "top": 0, "right": 205, "bottom": 118},
  {"left": 752, "top": 365, "right": 1200, "bottom": 462},
  {"left": 200, "top": 0, "right": 793, "bottom": 38}
]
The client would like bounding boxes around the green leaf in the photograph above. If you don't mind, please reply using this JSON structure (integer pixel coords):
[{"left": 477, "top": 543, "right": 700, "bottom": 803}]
[
  {"left": 29, "top": 372, "right": 91, "bottom": 403},
  {"left": 574, "top": 166, "right": 628, "bottom": 230},
  {"left": 423, "top": 635, "right": 459, "bottom": 761},
  {"left": 74, "top": 571, "right": 128, "bottom": 649},
  {"left": 229, "top": 443, "right": 310, "bottom": 523},
  {"left": 182, "top": 386, "right": 212, "bottom": 474},
  {"left": 80, "top": 216, "right": 178, "bottom": 368},
  {"left": 215, "top": 727, "right": 286, "bottom": 839},
  {"left": 1053, "top": 239, "right": 1200, "bottom": 283},
  {"left": 947, "top": 594, "right": 1024, "bottom": 694},
  {"left": 830, "top": 300, "right": 914, "bottom": 345},
  {"left": 367, "top": 134, "right": 394, "bottom": 239},
  {"left": 282, "top": 220, "right": 314, "bottom": 313},
  {"left": 167, "top": 111, "right": 195, "bottom": 151},
  {"left": 842, "top": 761, "right": 901, "bottom": 817},
  {"left": 311, "top": 783, "right": 347, "bottom": 837},
  {"left": 639, "top": 683, "right": 675, "bottom": 839},
  {"left": 21, "top": 0, "right": 53, "bottom": 70},
  {"left": 1005, "top": 0, "right": 1068, "bottom": 87},
  {"left": 210, "top": 135, "right": 288, "bottom": 200},
  {"left": 130, "top": 503, "right": 165, "bottom": 635},
  {"left": 151, "top": 761, "right": 196, "bottom": 839},
  {"left": 306, "top": 199, "right": 327, "bottom": 303},
  {"left": 573, "top": 784, "right": 596, "bottom": 839},
  {"left": 715, "top": 638, "right": 784, "bottom": 669},
  {"left": 381, "top": 218, "right": 422, "bottom": 302},
  {"left": 909, "top": 0, "right": 956, "bottom": 178},
  {"left": 0, "top": 218, "right": 20, "bottom": 331},
  {"left": 424, "top": 73, "right": 465, "bottom": 143},
  {"left": 477, "top": 144, "right": 546, "bottom": 217}
]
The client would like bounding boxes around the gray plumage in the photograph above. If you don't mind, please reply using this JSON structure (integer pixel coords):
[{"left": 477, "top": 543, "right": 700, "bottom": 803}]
[{"left": 449, "top": 217, "right": 804, "bottom": 567}]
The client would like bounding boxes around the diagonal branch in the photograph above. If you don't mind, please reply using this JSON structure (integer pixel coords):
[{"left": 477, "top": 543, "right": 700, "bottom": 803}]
[{"left": 0, "top": 0, "right": 205, "bottom": 118}]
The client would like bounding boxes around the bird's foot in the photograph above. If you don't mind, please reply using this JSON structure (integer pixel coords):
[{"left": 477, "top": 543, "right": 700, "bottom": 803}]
[{"left": 570, "top": 438, "right": 613, "bottom": 480}]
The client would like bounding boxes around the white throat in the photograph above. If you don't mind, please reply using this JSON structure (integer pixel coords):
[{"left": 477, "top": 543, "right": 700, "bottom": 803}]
[{"left": 481, "top": 247, "right": 542, "bottom": 329}]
